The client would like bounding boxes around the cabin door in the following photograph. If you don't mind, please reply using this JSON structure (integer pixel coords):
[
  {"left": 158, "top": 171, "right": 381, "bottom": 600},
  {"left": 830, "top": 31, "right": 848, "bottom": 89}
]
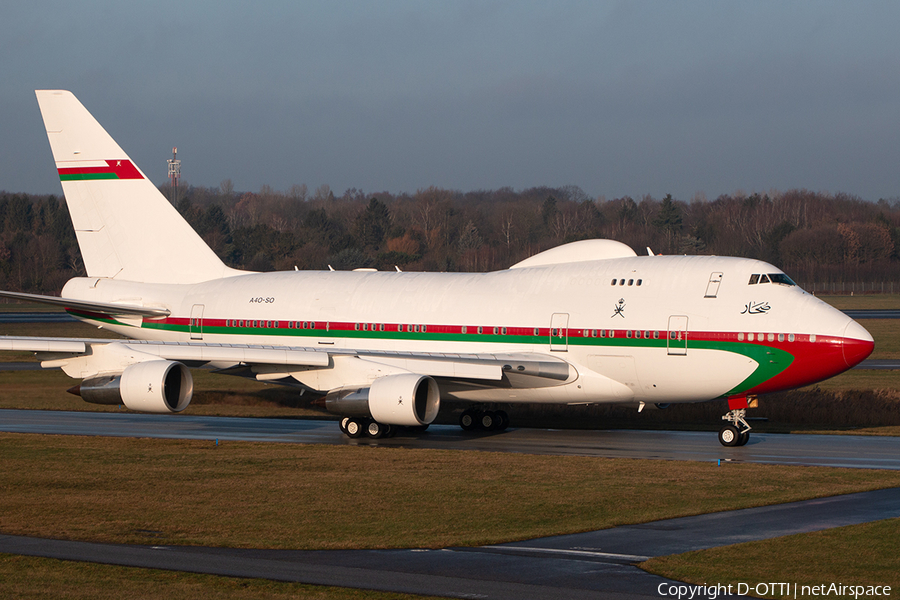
[
  {"left": 550, "top": 313, "right": 569, "bottom": 352},
  {"left": 704, "top": 272, "right": 723, "bottom": 298},
  {"left": 667, "top": 315, "right": 688, "bottom": 356},
  {"left": 190, "top": 304, "right": 204, "bottom": 340}
]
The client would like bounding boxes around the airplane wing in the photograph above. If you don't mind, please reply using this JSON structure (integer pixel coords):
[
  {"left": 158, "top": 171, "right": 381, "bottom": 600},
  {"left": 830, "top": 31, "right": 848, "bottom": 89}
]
[
  {"left": 0, "top": 336, "right": 574, "bottom": 384},
  {"left": 0, "top": 290, "right": 170, "bottom": 318}
]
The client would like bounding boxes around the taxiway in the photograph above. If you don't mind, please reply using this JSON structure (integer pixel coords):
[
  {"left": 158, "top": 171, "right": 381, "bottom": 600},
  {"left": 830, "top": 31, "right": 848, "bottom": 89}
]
[{"left": 1, "top": 409, "right": 899, "bottom": 469}]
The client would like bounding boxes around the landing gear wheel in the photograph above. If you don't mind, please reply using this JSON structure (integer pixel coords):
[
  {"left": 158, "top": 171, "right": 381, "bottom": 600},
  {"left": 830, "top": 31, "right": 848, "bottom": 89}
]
[
  {"left": 366, "top": 421, "right": 384, "bottom": 439},
  {"left": 720, "top": 406, "right": 753, "bottom": 447},
  {"left": 479, "top": 411, "right": 496, "bottom": 430},
  {"left": 345, "top": 418, "right": 364, "bottom": 439},
  {"left": 460, "top": 409, "right": 477, "bottom": 431},
  {"left": 339, "top": 417, "right": 350, "bottom": 434},
  {"left": 494, "top": 410, "right": 510, "bottom": 431},
  {"left": 718, "top": 424, "right": 740, "bottom": 447}
]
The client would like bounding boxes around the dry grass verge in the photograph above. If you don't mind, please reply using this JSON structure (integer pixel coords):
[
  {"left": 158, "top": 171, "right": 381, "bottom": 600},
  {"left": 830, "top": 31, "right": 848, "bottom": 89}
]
[
  {"left": 0, "top": 554, "right": 440, "bottom": 600},
  {"left": 643, "top": 518, "right": 900, "bottom": 596},
  {"left": 2, "top": 433, "right": 900, "bottom": 550}
]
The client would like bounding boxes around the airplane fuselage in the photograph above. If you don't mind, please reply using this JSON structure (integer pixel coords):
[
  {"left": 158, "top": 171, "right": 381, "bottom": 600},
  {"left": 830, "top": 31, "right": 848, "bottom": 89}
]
[{"left": 62, "top": 253, "right": 870, "bottom": 406}]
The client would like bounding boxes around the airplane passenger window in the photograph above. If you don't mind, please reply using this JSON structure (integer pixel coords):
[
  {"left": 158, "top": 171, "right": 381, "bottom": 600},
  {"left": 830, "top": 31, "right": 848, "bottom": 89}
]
[
  {"left": 619, "top": 279, "right": 625, "bottom": 285},
  {"left": 789, "top": 333, "right": 795, "bottom": 342},
  {"left": 748, "top": 274, "right": 760, "bottom": 285},
  {"left": 637, "top": 279, "right": 643, "bottom": 286},
  {"left": 610, "top": 279, "right": 617, "bottom": 286},
  {"left": 628, "top": 279, "right": 634, "bottom": 286},
  {"left": 738, "top": 333, "right": 744, "bottom": 341}
]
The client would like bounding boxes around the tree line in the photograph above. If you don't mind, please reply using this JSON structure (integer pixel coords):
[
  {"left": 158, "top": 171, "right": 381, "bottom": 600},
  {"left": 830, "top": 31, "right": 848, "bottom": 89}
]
[{"left": 1, "top": 183, "right": 900, "bottom": 294}]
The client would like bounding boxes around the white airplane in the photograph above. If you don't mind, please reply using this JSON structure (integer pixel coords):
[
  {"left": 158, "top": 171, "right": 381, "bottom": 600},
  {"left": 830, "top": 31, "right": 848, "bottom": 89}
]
[{"left": 0, "top": 90, "right": 875, "bottom": 446}]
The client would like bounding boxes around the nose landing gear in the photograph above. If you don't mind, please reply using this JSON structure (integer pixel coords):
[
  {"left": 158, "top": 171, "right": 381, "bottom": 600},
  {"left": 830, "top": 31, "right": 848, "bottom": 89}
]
[{"left": 719, "top": 396, "right": 756, "bottom": 446}]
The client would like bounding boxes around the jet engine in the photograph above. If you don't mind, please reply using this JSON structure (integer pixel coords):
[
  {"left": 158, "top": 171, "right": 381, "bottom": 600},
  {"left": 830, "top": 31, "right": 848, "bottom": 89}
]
[
  {"left": 324, "top": 373, "right": 440, "bottom": 426},
  {"left": 73, "top": 360, "right": 193, "bottom": 414}
]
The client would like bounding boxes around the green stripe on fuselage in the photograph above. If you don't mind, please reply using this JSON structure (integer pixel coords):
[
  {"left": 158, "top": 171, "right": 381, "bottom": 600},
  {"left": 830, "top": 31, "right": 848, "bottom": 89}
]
[{"left": 136, "top": 320, "right": 792, "bottom": 396}]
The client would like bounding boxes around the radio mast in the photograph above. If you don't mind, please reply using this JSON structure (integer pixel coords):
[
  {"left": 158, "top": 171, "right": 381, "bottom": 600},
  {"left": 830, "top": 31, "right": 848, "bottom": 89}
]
[{"left": 167, "top": 147, "right": 181, "bottom": 205}]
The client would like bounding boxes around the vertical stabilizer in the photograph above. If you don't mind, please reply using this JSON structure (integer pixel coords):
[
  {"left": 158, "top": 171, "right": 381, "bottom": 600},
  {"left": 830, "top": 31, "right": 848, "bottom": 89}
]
[{"left": 35, "top": 90, "right": 240, "bottom": 284}]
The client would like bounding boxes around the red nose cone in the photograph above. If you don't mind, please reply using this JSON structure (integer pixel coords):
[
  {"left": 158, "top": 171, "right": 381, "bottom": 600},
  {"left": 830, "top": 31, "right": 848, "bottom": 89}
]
[
  {"left": 843, "top": 337, "right": 874, "bottom": 368},
  {"left": 842, "top": 320, "right": 875, "bottom": 368}
]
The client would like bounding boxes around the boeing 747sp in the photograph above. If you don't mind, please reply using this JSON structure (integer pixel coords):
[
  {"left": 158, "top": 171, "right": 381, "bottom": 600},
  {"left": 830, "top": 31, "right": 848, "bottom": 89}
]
[{"left": 0, "top": 91, "right": 874, "bottom": 446}]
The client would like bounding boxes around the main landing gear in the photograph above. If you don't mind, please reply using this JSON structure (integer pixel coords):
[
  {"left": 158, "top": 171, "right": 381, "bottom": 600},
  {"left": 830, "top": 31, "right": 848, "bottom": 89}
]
[
  {"left": 459, "top": 407, "right": 510, "bottom": 432},
  {"left": 338, "top": 417, "right": 429, "bottom": 439}
]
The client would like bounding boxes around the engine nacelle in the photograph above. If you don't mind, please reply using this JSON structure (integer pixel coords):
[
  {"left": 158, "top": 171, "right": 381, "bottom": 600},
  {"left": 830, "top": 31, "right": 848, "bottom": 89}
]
[
  {"left": 324, "top": 373, "right": 440, "bottom": 426},
  {"left": 77, "top": 360, "right": 193, "bottom": 414}
]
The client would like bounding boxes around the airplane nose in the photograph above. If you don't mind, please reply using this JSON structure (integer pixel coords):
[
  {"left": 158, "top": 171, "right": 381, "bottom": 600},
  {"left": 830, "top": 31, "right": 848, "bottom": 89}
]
[{"left": 842, "top": 319, "right": 874, "bottom": 368}]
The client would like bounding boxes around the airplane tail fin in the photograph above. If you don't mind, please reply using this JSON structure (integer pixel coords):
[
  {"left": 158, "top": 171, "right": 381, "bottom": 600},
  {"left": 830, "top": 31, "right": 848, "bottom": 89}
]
[{"left": 35, "top": 90, "right": 240, "bottom": 284}]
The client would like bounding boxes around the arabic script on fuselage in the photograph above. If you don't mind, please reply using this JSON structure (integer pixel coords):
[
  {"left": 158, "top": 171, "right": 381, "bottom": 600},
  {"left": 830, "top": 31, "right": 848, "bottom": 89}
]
[{"left": 741, "top": 301, "right": 770, "bottom": 315}]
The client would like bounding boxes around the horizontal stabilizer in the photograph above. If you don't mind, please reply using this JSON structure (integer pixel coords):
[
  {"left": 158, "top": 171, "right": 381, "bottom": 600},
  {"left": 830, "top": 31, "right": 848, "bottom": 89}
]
[
  {"left": 0, "top": 337, "right": 87, "bottom": 353},
  {"left": 0, "top": 290, "right": 170, "bottom": 318}
]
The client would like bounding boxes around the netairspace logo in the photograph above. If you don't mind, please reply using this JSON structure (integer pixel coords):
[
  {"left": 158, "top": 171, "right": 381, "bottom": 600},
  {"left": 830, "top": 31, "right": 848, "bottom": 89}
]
[{"left": 658, "top": 582, "right": 893, "bottom": 599}]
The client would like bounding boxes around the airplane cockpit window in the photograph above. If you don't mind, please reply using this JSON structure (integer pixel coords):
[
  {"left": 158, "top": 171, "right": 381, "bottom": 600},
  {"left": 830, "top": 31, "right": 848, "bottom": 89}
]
[
  {"left": 759, "top": 274, "right": 771, "bottom": 283},
  {"left": 769, "top": 273, "right": 796, "bottom": 286},
  {"left": 748, "top": 274, "right": 760, "bottom": 285}
]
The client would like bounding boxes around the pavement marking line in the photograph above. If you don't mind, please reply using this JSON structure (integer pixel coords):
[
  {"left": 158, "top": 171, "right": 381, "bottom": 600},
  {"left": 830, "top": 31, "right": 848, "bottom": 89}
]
[{"left": 478, "top": 545, "right": 652, "bottom": 562}]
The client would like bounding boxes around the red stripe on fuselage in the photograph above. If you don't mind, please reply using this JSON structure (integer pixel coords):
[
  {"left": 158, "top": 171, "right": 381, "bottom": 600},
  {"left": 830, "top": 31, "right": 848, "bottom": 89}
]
[{"left": 134, "top": 316, "right": 872, "bottom": 395}]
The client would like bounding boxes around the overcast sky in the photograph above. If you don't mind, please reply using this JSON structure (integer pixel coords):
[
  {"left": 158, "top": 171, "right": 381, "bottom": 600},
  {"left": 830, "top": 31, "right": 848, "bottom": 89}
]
[{"left": 2, "top": 1, "right": 899, "bottom": 202}]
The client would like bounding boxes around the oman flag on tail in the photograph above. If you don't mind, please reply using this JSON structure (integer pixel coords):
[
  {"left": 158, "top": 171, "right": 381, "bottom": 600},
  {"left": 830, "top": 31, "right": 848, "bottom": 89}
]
[{"left": 57, "top": 159, "right": 144, "bottom": 181}]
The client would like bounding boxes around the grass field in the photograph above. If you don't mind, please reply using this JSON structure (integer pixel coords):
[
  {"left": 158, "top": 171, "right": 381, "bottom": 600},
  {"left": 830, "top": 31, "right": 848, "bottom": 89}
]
[
  {"left": 0, "top": 554, "right": 441, "bottom": 600},
  {"left": 815, "top": 294, "right": 900, "bottom": 310},
  {"left": 2, "top": 433, "right": 899, "bottom": 598},
  {"left": 643, "top": 518, "right": 900, "bottom": 597},
  {"left": 3, "top": 433, "right": 899, "bottom": 550}
]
